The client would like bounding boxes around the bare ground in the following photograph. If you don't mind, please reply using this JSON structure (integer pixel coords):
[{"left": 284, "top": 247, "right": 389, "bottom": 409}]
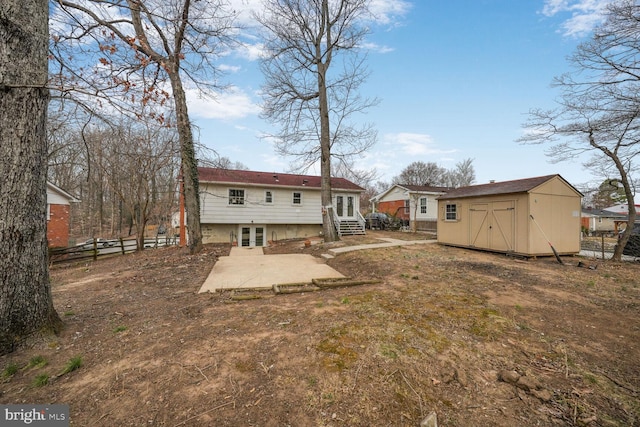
[{"left": 1, "top": 231, "right": 639, "bottom": 426}]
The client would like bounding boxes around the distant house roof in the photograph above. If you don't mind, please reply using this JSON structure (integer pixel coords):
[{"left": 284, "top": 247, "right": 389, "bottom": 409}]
[
  {"left": 582, "top": 208, "right": 627, "bottom": 219},
  {"left": 437, "top": 174, "right": 582, "bottom": 199},
  {"left": 198, "top": 167, "right": 364, "bottom": 192},
  {"left": 603, "top": 203, "right": 640, "bottom": 214},
  {"left": 399, "top": 184, "right": 451, "bottom": 193}
]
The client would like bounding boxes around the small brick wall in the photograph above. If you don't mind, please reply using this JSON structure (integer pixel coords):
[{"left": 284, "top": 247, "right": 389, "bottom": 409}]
[
  {"left": 47, "top": 204, "right": 70, "bottom": 248},
  {"left": 378, "top": 200, "right": 409, "bottom": 220}
]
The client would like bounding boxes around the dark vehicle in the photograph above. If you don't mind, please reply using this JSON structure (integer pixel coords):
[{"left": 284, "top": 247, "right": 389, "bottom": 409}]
[
  {"left": 365, "top": 212, "right": 391, "bottom": 230},
  {"left": 619, "top": 222, "right": 640, "bottom": 256}
]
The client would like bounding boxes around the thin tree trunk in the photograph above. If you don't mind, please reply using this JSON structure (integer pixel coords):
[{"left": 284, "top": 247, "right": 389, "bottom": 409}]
[{"left": 0, "top": 0, "right": 62, "bottom": 355}]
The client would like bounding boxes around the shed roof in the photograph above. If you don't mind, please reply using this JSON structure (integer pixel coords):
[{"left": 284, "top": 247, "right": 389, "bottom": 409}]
[
  {"left": 198, "top": 167, "right": 364, "bottom": 191},
  {"left": 437, "top": 174, "right": 582, "bottom": 199}
]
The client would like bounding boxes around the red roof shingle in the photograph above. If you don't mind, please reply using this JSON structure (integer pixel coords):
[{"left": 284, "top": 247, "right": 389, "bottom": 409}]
[{"left": 198, "top": 167, "right": 364, "bottom": 191}]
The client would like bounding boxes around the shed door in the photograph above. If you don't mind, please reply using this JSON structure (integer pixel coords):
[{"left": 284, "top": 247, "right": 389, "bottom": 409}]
[
  {"left": 491, "top": 201, "right": 515, "bottom": 252},
  {"left": 469, "top": 204, "right": 489, "bottom": 248},
  {"left": 469, "top": 201, "right": 515, "bottom": 251}
]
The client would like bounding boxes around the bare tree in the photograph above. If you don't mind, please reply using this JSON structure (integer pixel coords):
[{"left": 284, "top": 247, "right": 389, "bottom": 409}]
[
  {"left": 50, "top": 0, "right": 238, "bottom": 254},
  {"left": 392, "top": 161, "right": 447, "bottom": 186},
  {"left": 1, "top": 0, "right": 62, "bottom": 354},
  {"left": 444, "top": 158, "right": 476, "bottom": 188},
  {"left": 520, "top": 0, "right": 639, "bottom": 261},
  {"left": 256, "top": 0, "right": 378, "bottom": 242},
  {"left": 101, "top": 121, "right": 180, "bottom": 250}
]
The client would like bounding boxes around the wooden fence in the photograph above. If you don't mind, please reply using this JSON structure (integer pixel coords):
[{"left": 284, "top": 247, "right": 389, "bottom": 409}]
[{"left": 49, "top": 236, "right": 178, "bottom": 264}]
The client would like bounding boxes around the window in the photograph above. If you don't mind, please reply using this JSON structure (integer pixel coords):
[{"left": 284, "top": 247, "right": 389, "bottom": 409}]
[
  {"left": 445, "top": 203, "right": 457, "bottom": 221},
  {"left": 420, "top": 197, "right": 427, "bottom": 214},
  {"left": 292, "top": 192, "right": 302, "bottom": 205},
  {"left": 336, "top": 196, "right": 343, "bottom": 216},
  {"left": 265, "top": 191, "right": 273, "bottom": 204},
  {"left": 403, "top": 199, "right": 410, "bottom": 214},
  {"left": 228, "top": 189, "right": 245, "bottom": 205}
]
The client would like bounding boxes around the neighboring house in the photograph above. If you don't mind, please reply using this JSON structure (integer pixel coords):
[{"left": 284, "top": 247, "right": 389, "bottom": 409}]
[
  {"left": 198, "top": 167, "right": 365, "bottom": 247},
  {"left": 581, "top": 208, "right": 627, "bottom": 234},
  {"left": 602, "top": 203, "right": 640, "bottom": 214},
  {"left": 47, "top": 182, "right": 80, "bottom": 247},
  {"left": 437, "top": 175, "right": 582, "bottom": 256},
  {"left": 372, "top": 184, "right": 449, "bottom": 231}
]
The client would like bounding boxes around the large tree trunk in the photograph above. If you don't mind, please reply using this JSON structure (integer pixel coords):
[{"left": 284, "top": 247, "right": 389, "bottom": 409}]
[
  {"left": 318, "top": 64, "right": 338, "bottom": 243},
  {"left": 0, "top": 0, "right": 62, "bottom": 355},
  {"left": 169, "top": 67, "right": 203, "bottom": 254}
]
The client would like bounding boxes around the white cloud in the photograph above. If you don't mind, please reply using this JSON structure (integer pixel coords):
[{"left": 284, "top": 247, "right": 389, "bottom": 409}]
[
  {"left": 219, "top": 64, "right": 242, "bottom": 73},
  {"left": 187, "top": 86, "right": 260, "bottom": 120},
  {"left": 360, "top": 42, "right": 395, "bottom": 54},
  {"left": 385, "top": 132, "right": 457, "bottom": 156},
  {"left": 237, "top": 42, "right": 268, "bottom": 61},
  {"left": 541, "top": 0, "right": 612, "bottom": 37},
  {"left": 369, "top": 0, "right": 412, "bottom": 26}
]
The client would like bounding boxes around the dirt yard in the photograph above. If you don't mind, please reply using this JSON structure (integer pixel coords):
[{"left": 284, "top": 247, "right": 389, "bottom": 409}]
[{"left": 1, "top": 231, "right": 638, "bottom": 426}]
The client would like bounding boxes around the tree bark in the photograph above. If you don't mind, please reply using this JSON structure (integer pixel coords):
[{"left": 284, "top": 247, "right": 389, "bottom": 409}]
[
  {"left": 0, "top": 0, "right": 62, "bottom": 355},
  {"left": 318, "top": 0, "right": 338, "bottom": 243},
  {"left": 170, "top": 67, "right": 203, "bottom": 254}
]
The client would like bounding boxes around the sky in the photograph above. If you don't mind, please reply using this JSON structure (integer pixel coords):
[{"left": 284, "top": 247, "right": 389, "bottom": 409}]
[{"left": 185, "top": 0, "right": 614, "bottom": 190}]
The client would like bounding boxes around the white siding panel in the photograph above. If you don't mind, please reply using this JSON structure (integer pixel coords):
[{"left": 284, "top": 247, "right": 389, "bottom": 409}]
[
  {"left": 46, "top": 188, "right": 70, "bottom": 205},
  {"left": 200, "top": 184, "right": 323, "bottom": 224},
  {"left": 379, "top": 186, "right": 407, "bottom": 202}
]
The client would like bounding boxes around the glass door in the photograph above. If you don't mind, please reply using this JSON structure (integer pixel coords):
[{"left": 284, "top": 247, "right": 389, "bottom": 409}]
[
  {"left": 241, "top": 227, "right": 250, "bottom": 247},
  {"left": 255, "top": 227, "right": 264, "bottom": 247}
]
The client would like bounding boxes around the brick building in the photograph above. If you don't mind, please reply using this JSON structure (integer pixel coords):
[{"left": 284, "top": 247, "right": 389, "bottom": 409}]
[{"left": 47, "top": 182, "right": 79, "bottom": 248}]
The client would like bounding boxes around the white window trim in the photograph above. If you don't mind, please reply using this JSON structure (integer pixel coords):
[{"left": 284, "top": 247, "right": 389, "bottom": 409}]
[
  {"left": 265, "top": 190, "right": 273, "bottom": 204},
  {"left": 292, "top": 191, "right": 303, "bottom": 205},
  {"left": 420, "top": 197, "right": 427, "bottom": 214},
  {"left": 445, "top": 203, "right": 458, "bottom": 221}
]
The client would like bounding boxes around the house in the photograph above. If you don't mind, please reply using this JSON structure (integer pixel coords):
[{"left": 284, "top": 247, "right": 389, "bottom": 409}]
[
  {"left": 581, "top": 208, "right": 627, "bottom": 235},
  {"left": 47, "top": 182, "right": 79, "bottom": 247},
  {"left": 372, "top": 184, "right": 449, "bottom": 231},
  {"left": 198, "top": 167, "right": 365, "bottom": 247},
  {"left": 436, "top": 175, "right": 583, "bottom": 256},
  {"left": 602, "top": 203, "right": 640, "bottom": 214}
]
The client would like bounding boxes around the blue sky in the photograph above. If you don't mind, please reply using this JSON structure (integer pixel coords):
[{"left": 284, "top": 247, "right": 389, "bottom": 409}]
[{"left": 186, "top": 0, "right": 613, "bottom": 189}]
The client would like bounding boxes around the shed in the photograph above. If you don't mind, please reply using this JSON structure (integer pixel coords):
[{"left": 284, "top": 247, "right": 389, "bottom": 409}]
[{"left": 436, "top": 175, "right": 583, "bottom": 256}]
